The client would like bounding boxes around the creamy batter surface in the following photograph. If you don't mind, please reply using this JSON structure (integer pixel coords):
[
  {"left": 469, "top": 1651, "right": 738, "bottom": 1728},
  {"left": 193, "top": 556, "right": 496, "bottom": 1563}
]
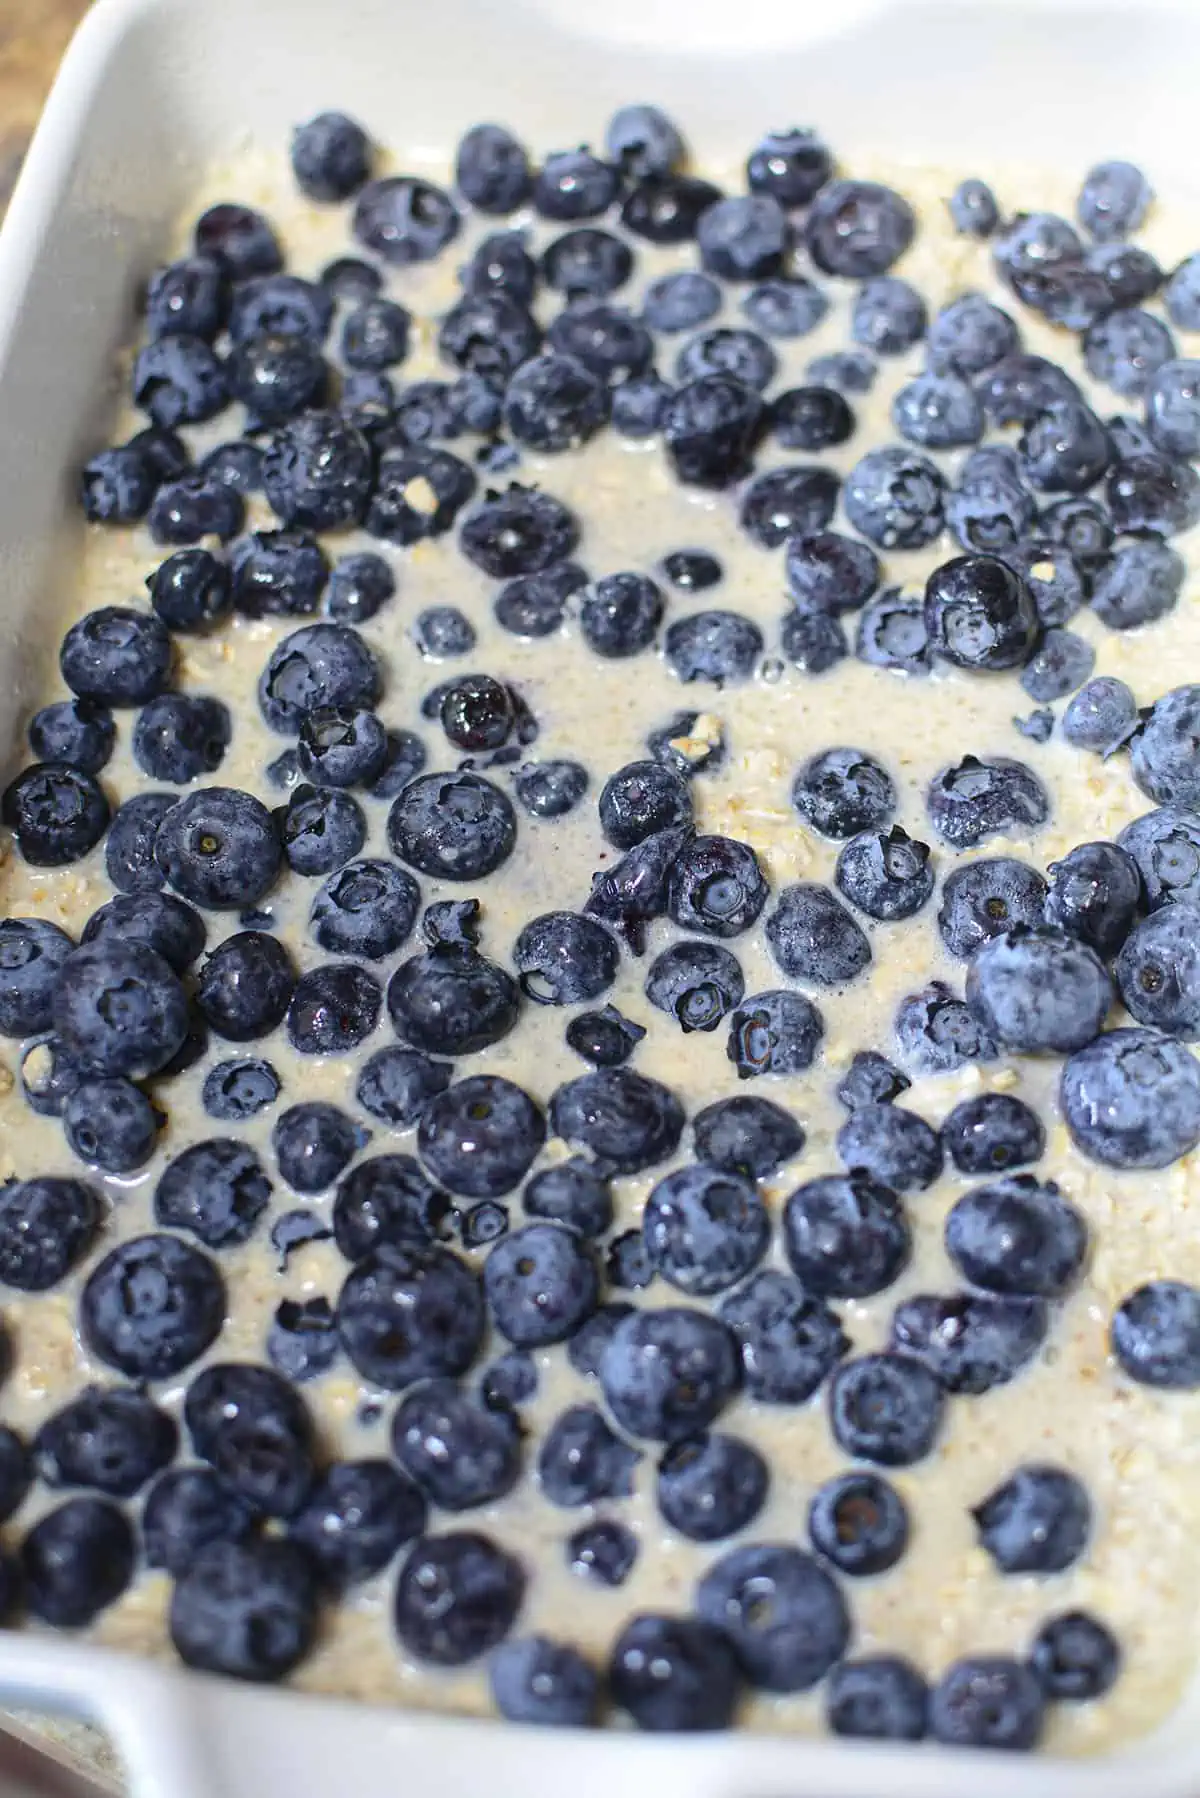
[{"left": 1, "top": 127, "right": 1199, "bottom": 1754}]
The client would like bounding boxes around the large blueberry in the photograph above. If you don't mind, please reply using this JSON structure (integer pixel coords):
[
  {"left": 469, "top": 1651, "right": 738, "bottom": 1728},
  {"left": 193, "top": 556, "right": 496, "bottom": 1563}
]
[
  {"left": 484, "top": 1223, "right": 598, "bottom": 1346},
  {"left": 80, "top": 1233, "right": 225, "bottom": 1378},
  {"left": 966, "top": 925, "right": 1112, "bottom": 1054},
  {"left": 694, "top": 1543, "right": 849, "bottom": 1693},
  {"left": 765, "top": 883, "right": 871, "bottom": 985},
  {"left": 828, "top": 1353, "right": 944, "bottom": 1466},
  {"left": 945, "top": 1175, "right": 1087, "bottom": 1297},
  {"left": 387, "top": 946, "right": 519, "bottom": 1056},
  {"left": 387, "top": 772, "right": 515, "bottom": 882},
  {"left": 393, "top": 1531, "right": 523, "bottom": 1666},
  {"left": 600, "top": 1306, "right": 739, "bottom": 1441},
  {"left": 154, "top": 788, "right": 281, "bottom": 909},
  {"left": 419, "top": 1076, "right": 545, "bottom": 1198},
  {"left": 391, "top": 1379, "right": 520, "bottom": 1510},
  {"left": 610, "top": 1616, "right": 740, "bottom": 1730},
  {"left": 643, "top": 1164, "right": 769, "bottom": 1297},
  {"left": 1062, "top": 1025, "right": 1200, "bottom": 1167}
]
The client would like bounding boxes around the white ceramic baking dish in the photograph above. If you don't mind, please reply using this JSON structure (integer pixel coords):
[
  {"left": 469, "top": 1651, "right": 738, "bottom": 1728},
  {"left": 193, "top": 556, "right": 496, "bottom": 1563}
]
[{"left": 4, "top": 0, "right": 1200, "bottom": 1790}]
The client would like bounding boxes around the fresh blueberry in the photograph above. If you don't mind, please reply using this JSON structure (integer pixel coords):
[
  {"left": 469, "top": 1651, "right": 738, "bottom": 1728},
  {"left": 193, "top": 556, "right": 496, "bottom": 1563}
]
[
  {"left": 354, "top": 1046, "right": 451, "bottom": 1131},
  {"left": 770, "top": 384, "right": 854, "bottom": 452},
  {"left": 895, "top": 980, "right": 997, "bottom": 1072},
  {"left": 808, "top": 1469, "right": 908, "bottom": 1576},
  {"left": 1077, "top": 158, "right": 1151, "bottom": 240},
  {"left": 421, "top": 900, "right": 480, "bottom": 951},
  {"left": 642, "top": 271, "right": 720, "bottom": 336},
  {"left": 835, "top": 827, "right": 934, "bottom": 922},
  {"left": 579, "top": 571, "right": 664, "bottom": 658},
  {"left": 844, "top": 447, "right": 945, "bottom": 549},
  {"left": 513, "top": 911, "right": 618, "bottom": 1007},
  {"left": 1111, "top": 1278, "right": 1200, "bottom": 1388},
  {"left": 645, "top": 939, "right": 744, "bottom": 1034},
  {"left": 783, "top": 1171, "right": 910, "bottom": 1299},
  {"left": 607, "top": 1231, "right": 656, "bottom": 1290},
  {"left": 1146, "top": 357, "right": 1200, "bottom": 460},
  {"left": 967, "top": 924, "right": 1113, "bottom": 1054},
  {"left": 27, "top": 700, "right": 114, "bottom": 777},
  {"left": 942, "top": 1092, "right": 1045, "bottom": 1177},
  {"left": 534, "top": 149, "right": 618, "bottom": 222},
  {"left": 231, "top": 530, "right": 329, "bottom": 620},
  {"left": 1120, "top": 807, "right": 1200, "bottom": 906},
  {"left": 192, "top": 202, "right": 280, "bottom": 280},
  {"left": 483, "top": 1221, "right": 598, "bottom": 1346},
  {"left": 391, "top": 1378, "right": 520, "bottom": 1510},
  {"left": 765, "top": 883, "right": 871, "bottom": 986},
  {"left": 201, "top": 437, "right": 263, "bottom": 493},
  {"left": 645, "top": 714, "right": 727, "bottom": 781},
  {"left": 148, "top": 468, "right": 242, "bottom": 551},
  {"left": 21, "top": 1498, "right": 135, "bottom": 1627},
  {"left": 1061, "top": 677, "right": 1138, "bottom": 756},
  {"left": 1044, "top": 840, "right": 1140, "bottom": 957},
  {"left": 836, "top": 1051, "right": 909, "bottom": 1109},
  {"left": 949, "top": 177, "right": 999, "bottom": 237},
  {"left": 459, "top": 485, "right": 579, "bottom": 578},
  {"left": 524, "top": 1159, "right": 611, "bottom": 1237},
  {"left": 676, "top": 327, "right": 778, "bottom": 392},
  {"left": 435, "top": 674, "right": 515, "bottom": 752},
  {"left": 946, "top": 463, "right": 1036, "bottom": 557},
  {"left": 309, "top": 859, "right": 420, "bottom": 962},
  {"left": 296, "top": 706, "right": 389, "bottom": 790},
  {"left": 386, "top": 770, "right": 515, "bottom": 883},
  {"left": 808, "top": 350, "right": 876, "bottom": 393},
  {"left": 147, "top": 548, "right": 232, "bottom": 635},
  {"left": 272, "top": 1102, "right": 365, "bottom": 1197},
  {"left": 438, "top": 293, "right": 541, "bottom": 383},
  {"left": 81, "top": 1231, "right": 224, "bottom": 1378},
  {"left": 621, "top": 172, "right": 722, "bottom": 244},
  {"left": 1165, "top": 251, "right": 1200, "bottom": 327},
  {"left": 892, "top": 372, "right": 984, "bottom": 449},
  {"left": 509, "top": 760, "right": 586, "bottom": 823},
  {"left": 286, "top": 962, "right": 381, "bottom": 1055},
  {"left": 288, "top": 1460, "right": 425, "bottom": 1594},
  {"left": 828, "top": 1352, "right": 944, "bottom": 1466},
  {"left": 604, "top": 103, "right": 683, "bottom": 180},
  {"left": 827, "top": 1657, "right": 928, "bottom": 1741},
  {"left": 133, "top": 333, "right": 229, "bottom": 428},
  {"left": 228, "top": 331, "right": 327, "bottom": 424},
  {"left": 1085, "top": 309, "right": 1175, "bottom": 400},
  {"left": 262, "top": 409, "right": 373, "bottom": 534},
  {"left": 1132, "top": 684, "right": 1200, "bottom": 814},
  {"left": 202, "top": 1056, "right": 279, "bottom": 1122},
  {"left": 387, "top": 944, "right": 518, "bottom": 1057},
  {"left": 59, "top": 605, "right": 171, "bottom": 708},
  {"left": 537, "top": 1402, "right": 639, "bottom": 1506},
  {"left": 610, "top": 1615, "right": 740, "bottom": 1731},
  {"left": 1116, "top": 906, "right": 1200, "bottom": 1036},
  {"left": 1065, "top": 1024, "right": 1200, "bottom": 1167},
  {"left": 565, "top": 1004, "right": 645, "bottom": 1069},
  {"left": 132, "top": 692, "right": 230, "bottom": 785},
  {"left": 144, "top": 253, "right": 226, "bottom": 341},
  {"left": 937, "top": 857, "right": 1047, "bottom": 960},
  {"left": 930, "top": 1658, "right": 1044, "bottom": 1751},
  {"left": 494, "top": 561, "right": 586, "bottom": 638},
  {"left": 1031, "top": 1612, "right": 1121, "bottom": 1702},
  {"left": 569, "top": 1304, "right": 635, "bottom": 1379},
  {"left": 665, "top": 835, "right": 766, "bottom": 940},
  {"left": 323, "top": 553, "right": 394, "bottom": 630},
  {"left": 185, "top": 1360, "right": 314, "bottom": 1517},
  {"left": 692, "top": 1095, "right": 803, "bottom": 1180},
  {"left": 413, "top": 606, "right": 476, "bottom": 662},
  {"left": 696, "top": 194, "right": 788, "bottom": 281},
  {"left": 891, "top": 1290, "right": 1048, "bottom": 1395},
  {"left": 279, "top": 784, "right": 367, "bottom": 877},
  {"left": 368, "top": 445, "right": 476, "bottom": 546},
  {"left": 657, "top": 1432, "right": 767, "bottom": 1542},
  {"left": 154, "top": 788, "right": 281, "bottom": 911},
  {"left": 852, "top": 276, "right": 926, "bottom": 354},
  {"left": 1020, "top": 628, "right": 1095, "bottom": 703},
  {"left": 978, "top": 357, "right": 1079, "bottom": 432},
  {"left": 694, "top": 1543, "right": 848, "bottom": 1694},
  {"left": 393, "top": 1530, "right": 523, "bottom": 1666},
  {"left": 925, "top": 553, "right": 1039, "bottom": 673},
  {"left": 63, "top": 1077, "right": 161, "bottom": 1174},
  {"left": 142, "top": 1467, "right": 254, "bottom": 1577},
  {"left": 503, "top": 351, "right": 608, "bottom": 453},
  {"left": 805, "top": 179, "right": 914, "bottom": 276},
  {"left": 0, "top": 917, "right": 73, "bottom": 1037},
  {"left": 719, "top": 1270, "right": 847, "bottom": 1404},
  {"left": 663, "top": 609, "right": 764, "bottom": 684},
  {"left": 332, "top": 1154, "right": 449, "bottom": 1261},
  {"left": 792, "top": 747, "right": 895, "bottom": 838},
  {"left": 154, "top": 1137, "right": 270, "bottom": 1250},
  {"left": 661, "top": 375, "right": 765, "bottom": 488},
  {"left": 419, "top": 1075, "right": 544, "bottom": 1199},
  {"left": 785, "top": 535, "right": 878, "bottom": 618},
  {"left": 599, "top": 1305, "right": 738, "bottom": 1441},
  {"left": 549, "top": 1067, "right": 683, "bottom": 1174},
  {"left": 169, "top": 1537, "right": 318, "bottom": 1681},
  {"left": 642, "top": 1163, "right": 768, "bottom": 1297},
  {"left": 1019, "top": 398, "right": 1112, "bottom": 495},
  {"left": 449, "top": 123, "right": 529, "bottom": 215},
  {"left": 973, "top": 1464, "right": 1090, "bottom": 1574},
  {"left": 746, "top": 126, "right": 831, "bottom": 204},
  {"left": 926, "top": 755, "right": 1049, "bottom": 850},
  {"left": 227, "top": 274, "right": 334, "bottom": 346},
  {"left": 78, "top": 442, "right": 157, "bottom": 524},
  {"left": 0, "top": 1428, "right": 29, "bottom": 1523},
  {"left": 460, "top": 1203, "right": 508, "bottom": 1249},
  {"left": 1107, "top": 449, "right": 1200, "bottom": 537},
  {"left": 260, "top": 624, "right": 381, "bottom": 737},
  {"left": 926, "top": 292, "right": 1017, "bottom": 377},
  {"left": 740, "top": 466, "right": 839, "bottom": 551},
  {"left": 610, "top": 369, "right": 673, "bottom": 438},
  {"left": 52, "top": 939, "right": 187, "bottom": 1079},
  {"left": 33, "top": 1384, "right": 175, "bottom": 1500},
  {"left": 835, "top": 1101, "right": 941, "bottom": 1194},
  {"left": 541, "top": 226, "right": 632, "bottom": 301},
  {"left": 491, "top": 1637, "right": 598, "bottom": 1728},
  {"left": 19, "top": 1034, "right": 84, "bottom": 1118},
  {"left": 352, "top": 173, "right": 459, "bottom": 263},
  {"left": 479, "top": 1348, "right": 537, "bottom": 1412},
  {"left": 945, "top": 1174, "right": 1086, "bottom": 1296}
]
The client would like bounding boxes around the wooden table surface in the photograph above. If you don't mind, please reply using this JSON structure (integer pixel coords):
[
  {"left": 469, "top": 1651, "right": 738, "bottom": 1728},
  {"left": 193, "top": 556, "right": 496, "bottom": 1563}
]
[{"left": 0, "top": 0, "right": 92, "bottom": 211}]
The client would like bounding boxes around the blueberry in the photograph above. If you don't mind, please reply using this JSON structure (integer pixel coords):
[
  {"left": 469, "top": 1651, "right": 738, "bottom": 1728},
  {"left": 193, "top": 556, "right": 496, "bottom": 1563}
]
[
  {"left": 386, "top": 770, "right": 516, "bottom": 883},
  {"left": 142, "top": 1467, "right": 254, "bottom": 1577},
  {"left": 387, "top": 944, "right": 518, "bottom": 1057},
  {"left": 460, "top": 485, "right": 579, "bottom": 579},
  {"left": 26, "top": 702, "right": 113, "bottom": 783},
  {"left": 1165, "top": 253, "right": 1200, "bottom": 328},
  {"left": 153, "top": 1136, "right": 271, "bottom": 1250},
  {"left": 505, "top": 760, "right": 583, "bottom": 826},
  {"left": 449, "top": 123, "right": 529, "bottom": 215},
  {"left": 850, "top": 276, "right": 925, "bottom": 355},
  {"left": 946, "top": 173, "right": 999, "bottom": 235},
  {"left": 394, "top": 1530, "right": 523, "bottom": 1666},
  {"left": 324, "top": 553, "right": 394, "bottom": 629},
  {"left": 1068, "top": 1023, "right": 1200, "bottom": 1167},
  {"left": 286, "top": 1459, "right": 426, "bottom": 1598},
  {"left": 785, "top": 534, "right": 878, "bottom": 617},
  {"left": 942, "top": 1093, "right": 1044, "bottom": 1180},
  {"left": 1062, "top": 677, "right": 1139, "bottom": 756},
  {"left": 945, "top": 1174, "right": 1086, "bottom": 1296},
  {"left": 770, "top": 384, "right": 855, "bottom": 452},
  {"left": 676, "top": 327, "right": 778, "bottom": 392},
  {"left": 798, "top": 751, "right": 892, "bottom": 848},
  {"left": 228, "top": 330, "right": 327, "bottom": 423},
  {"left": 610, "top": 1615, "right": 740, "bottom": 1730},
  {"left": 852, "top": 593, "right": 926, "bottom": 672},
  {"left": 202, "top": 1056, "right": 279, "bottom": 1122},
  {"left": 974, "top": 1464, "right": 1090, "bottom": 1574},
  {"left": 891, "top": 372, "right": 985, "bottom": 449},
  {"left": 657, "top": 1431, "right": 768, "bottom": 1542},
  {"left": 808, "top": 1469, "right": 908, "bottom": 1576},
  {"left": 296, "top": 706, "right": 389, "bottom": 790},
  {"left": 1133, "top": 684, "right": 1200, "bottom": 813},
  {"left": 21, "top": 1498, "right": 135, "bottom": 1627},
  {"left": 494, "top": 561, "right": 587, "bottom": 638},
  {"left": 270, "top": 1212, "right": 333, "bottom": 1271},
  {"left": 132, "top": 691, "right": 231, "bottom": 785},
  {"left": 524, "top": 1159, "right": 611, "bottom": 1237},
  {"left": 584, "top": 822, "right": 691, "bottom": 953},
  {"left": 261, "top": 409, "right": 372, "bottom": 534},
  {"left": 936, "top": 857, "right": 1046, "bottom": 961},
  {"left": 479, "top": 1348, "right": 537, "bottom": 1412},
  {"left": 0, "top": 917, "right": 72, "bottom": 1037},
  {"left": 190, "top": 200, "right": 279, "bottom": 277},
  {"left": 1120, "top": 807, "right": 1200, "bottom": 906},
  {"left": 1088, "top": 240, "right": 1163, "bottom": 308},
  {"left": 81, "top": 1232, "right": 224, "bottom": 1378},
  {"left": 835, "top": 827, "right": 934, "bottom": 922},
  {"left": 609, "top": 369, "right": 672, "bottom": 438},
  {"left": 1019, "top": 398, "right": 1112, "bottom": 495},
  {"left": 844, "top": 447, "right": 945, "bottom": 549},
  {"left": 665, "top": 835, "right": 766, "bottom": 940},
  {"left": 367, "top": 444, "right": 476, "bottom": 547},
  {"left": 541, "top": 226, "right": 633, "bottom": 301},
  {"left": 307, "top": 859, "right": 419, "bottom": 963},
  {"left": 231, "top": 529, "right": 329, "bottom": 620},
  {"left": 201, "top": 438, "right": 264, "bottom": 493},
  {"left": 1077, "top": 159, "right": 1152, "bottom": 240},
  {"left": 926, "top": 755, "right": 1049, "bottom": 850},
  {"left": 568, "top": 1517, "right": 636, "bottom": 1587},
  {"left": 740, "top": 280, "right": 826, "bottom": 344},
  {"left": 34, "top": 1384, "right": 175, "bottom": 1504},
  {"left": 765, "top": 883, "right": 871, "bottom": 986},
  {"left": 146, "top": 548, "right": 231, "bottom": 635},
  {"left": 332, "top": 1154, "right": 449, "bottom": 1260},
  {"left": 946, "top": 466, "right": 1036, "bottom": 557},
  {"left": 692, "top": 1096, "right": 803, "bottom": 1182},
  {"left": 148, "top": 469, "right": 243, "bottom": 550},
  {"left": 607, "top": 1231, "right": 657, "bottom": 1291},
  {"left": 154, "top": 787, "right": 281, "bottom": 911},
  {"left": 416, "top": 610, "right": 475, "bottom": 663},
  {"left": 534, "top": 149, "right": 618, "bottom": 222},
  {"left": 1044, "top": 840, "right": 1141, "bottom": 958},
  {"left": 185, "top": 1360, "right": 314, "bottom": 1517},
  {"left": 663, "top": 609, "right": 764, "bottom": 685},
  {"left": 835, "top": 1102, "right": 941, "bottom": 1195},
  {"left": 512, "top": 910, "right": 618, "bottom": 1007},
  {"left": 484, "top": 1221, "right": 597, "bottom": 1346},
  {"left": 579, "top": 572, "right": 664, "bottom": 658},
  {"left": 694, "top": 1543, "right": 848, "bottom": 1695},
  {"left": 439, "top": 293, "right": 541, "bottom": 383},
  {"left": 1021, "top": 628, "right": 1095, "bottom": 704},
  {"left": 836, "top": 1051, "right": 909, "bottom": 1109},
  {"left": 695, "top": 193, "right": 787, "bottom": 281},
  {"left": 924, "top": 292, "right": 1015, "bottom": 378},
  {"left": 144, "top": 253, "right": 226, "bottom": 341},
  {"left": 63, "top": 1076, "right": 161, "bottom": 1174},
  {"left": 421, "top": 900, "right": 480, "bottom": 951},
  {"left": 720, "top": 1273, "right": 847, "bottom": 1410},
  {"left": 490, "top": 1636, "right": 598, "bottom": 1729},
  {"left": 930, "top": 1658, "right": 1044, "bottom": 1751},
  {"left": 602, "top": 103, "right": 682, "bottom": 180},
  {"left": 352, "top": 173, "right": 459, "bottom": 264},
  {"left": 1116, "top": 906, "right": 1200, "bottom": 1037},
  {"left": 807, "top": 351, "right": 876, "bottom": 396},
  {"left": 355, "top": 1046, "right": 451, "bottom": 1131},
  {"left": 419, "top": 1075, "right": 544, "bottom": 1199},
  {"left": 782, "top": 1170, "right": 910, "bottom": 1300},
  {"left": 271, "top": 1103, "right": 365, "bottom": 1198},
  {"left": 891, "top": 1290, "right": 1048, "bottom": 1395},
  {"left": 661, "top": 375, "right": 765, "bottom": 488},
  {"left": 550, "top": 1067, "right": 684, "bottom": 1175},
  {"left": 536, "top": 1402, "right": 639, "bottom": 1507},
  {"left": 1108, "top": 450, "right": 1200, "bottom": 537},
  {"left": 1084, "top": 309, "right": 1175, "bottom": 400},
  {"left": 645, "top": 940, "right": 744, "bottom": 1034},
  {"left": 286, "top": 963, "right": 380, "bottom": 1055},
  {"left": 805, "top": 179, "right": 915, "bottom": 276},
  {"left": 740, "top": 467, "right": 840, "bottom": 552},
  {"left": 390, "top": 1378, "right": 520, "bottom": 1511},
  {"left": 170, "top": 1536, "right": 318, "bottom": 1682},
  {"left": 279, "top": 785, "right": 366, "bottom": 877},
  {"left": 829, "top": 1352, "right": 944, "bottom": 1466},
  {"left": 0, "top": 1428, "right": 28, "bottom": 1524},
  {"left": 1031, "top": 1612, "right": 1121, "bottom": 1702},
  {"left": 746, "top": 126, "right": 831, "bottom": 204},
  {"left": 436, "top": 675, "right": 514, "bottom": 752},
  {"left": 502, "top": 351, "right": 609, "bottom": 453},
  {"left": 59, "top": 606, "right": 171, "bottom": 710},
  {"left": 228, "top": 275, "right": 334, "bottom": 347},
  {"left": 1146, "top": 357, "right": 1200, "bottom": 459},
  {"left": 52, "top": 938, "right": 187, "bottom": 1079},
  {"left": 133, "top": 333, "right": 229, "bottom": 428},
  {"left": 967, "top": 925, "right": 1113, "bottom": 1054},
  {"left": 1112, "top": 1279, "right": 1200, "bottom": 1387},
  {"left": 825, "top": 1657, "right": 929, "bottom": 1742},
  {"left": 565, "top": 1005, "right": 645, "bottom": 1068},
  {"left": 895, "top": 980, "right": 997, "bottom": 1073},
  {"left": 78, "top": 442, "right": 157, "bottom": 524},
  {"left": 602, "top": 1304, "right": 739, "bottom": 1440},
  {"left": 994, "top": 208, "right": 1084, "bottom": 283},
  {"left": 621, "top": 173, "right": 723, "bottom": 244},
  {"left": 925, "top": 553, "right": 1040, "bottom": 673},
  {"left": 640, "top": 272, "right": 720, "bottom": 337},
  {"left": 642, "top": 1163, "right": 769, "bottom": 1298},
  {"left": 19, "top": 1034, "right": 84, "bottom": 1118}
]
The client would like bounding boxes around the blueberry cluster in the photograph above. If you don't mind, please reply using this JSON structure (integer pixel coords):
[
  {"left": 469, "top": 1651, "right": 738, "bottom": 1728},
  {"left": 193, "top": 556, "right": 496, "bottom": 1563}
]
[{"left": 1, "top": 103, "right": 1199, "bottom": 1748}]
